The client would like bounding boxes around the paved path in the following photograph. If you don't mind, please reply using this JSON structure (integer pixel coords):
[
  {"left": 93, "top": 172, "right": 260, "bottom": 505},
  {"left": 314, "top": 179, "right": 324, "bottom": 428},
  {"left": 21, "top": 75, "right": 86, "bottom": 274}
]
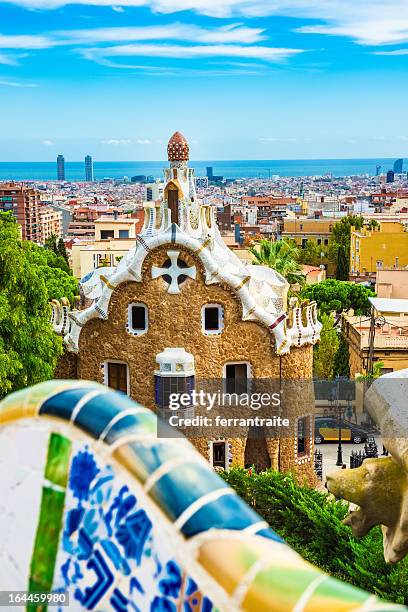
[{"left": 317, "top": 436, "right": 383, "bottom": 481}]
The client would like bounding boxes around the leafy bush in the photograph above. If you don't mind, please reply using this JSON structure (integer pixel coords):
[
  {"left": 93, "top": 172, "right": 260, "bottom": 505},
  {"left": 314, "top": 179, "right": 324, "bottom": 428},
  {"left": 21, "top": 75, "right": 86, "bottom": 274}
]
[{"left": 221, "top": 468, "right": 408, "bottom": 604}]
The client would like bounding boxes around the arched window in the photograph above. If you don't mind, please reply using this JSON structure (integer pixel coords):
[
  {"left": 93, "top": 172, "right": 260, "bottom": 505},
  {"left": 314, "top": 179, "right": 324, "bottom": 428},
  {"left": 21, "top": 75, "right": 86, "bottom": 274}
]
[{"left": 167, "top": 184, "right": 179, "bottom": 224}]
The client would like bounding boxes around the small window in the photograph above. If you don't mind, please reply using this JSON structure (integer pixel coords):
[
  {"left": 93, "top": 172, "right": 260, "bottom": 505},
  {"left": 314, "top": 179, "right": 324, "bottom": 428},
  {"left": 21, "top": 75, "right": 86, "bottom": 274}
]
[
  {"left": 380, "top": 367, "right": 393, "bottom": 375},
  {"left": 212, "top": 442, "right": 226, "bottom": 469},
  {"left": 155, "top": 375, "right": 195, "bottom": 409},
  {"left": 297, "top": 416, "right": 310, "bottom": 457},
  {"left": 106, "top": 362, "right": 128, "bottom": 394},
  {"left": 100, "top": 229, "right": 114, "bottom": 240},
  {"left": 225, "top": 362, "right": 249, "bottom": 395},
  {"left": 128, "top": 303, "right": 148, "bottom": 334},
  {"left": 297, "top": 417, "right": 306, "bottom": 454},
  {"left": 202, "top": 304, "right": 223, "bottom": 334},
  {"left": 119, "top": 229, "right": 129, "bottom": 238}
]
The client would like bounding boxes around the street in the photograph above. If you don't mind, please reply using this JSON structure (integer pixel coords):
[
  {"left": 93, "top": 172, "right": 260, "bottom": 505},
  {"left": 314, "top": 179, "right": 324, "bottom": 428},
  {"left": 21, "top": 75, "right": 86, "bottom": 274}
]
[{"left": 317, "top": 436, "right": 383, "bottom": 480}]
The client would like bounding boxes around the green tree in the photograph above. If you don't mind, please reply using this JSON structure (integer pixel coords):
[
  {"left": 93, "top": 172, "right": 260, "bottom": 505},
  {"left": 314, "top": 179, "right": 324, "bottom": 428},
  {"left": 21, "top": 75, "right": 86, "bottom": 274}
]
[
  {"left": 329, "top": 215, "right": 364, "bottom": 274},
  {"left": 331, "top": 215, "right": 364, "bottom": 252},
  {"left": 221, "top": 468, "right": 408, "bottom": 604},
  {"left": 250, "top": 239, "right": 304, "bottom": 285},
  {"left": 336, "top": 244, "right": 349, "bottom": 280},
  {"left": 367, "top": 219, "right": 379, "bottom": 230},
  {"left": 35, "top": 265, "right": 78, "bottom": 304},
  {"left": 28, "top": 238, "right": 71, "bottom": 275},
  {"left": 21, "top": 240, "right": 78, "bottom": 304},
  {"left": 0, "top": 213, "right": 63, "bottom": 397},
  {"left": 300, "top": 279, "right": 374, "bottom": 315},
  {"left": 333, "top": 333, "right": 350, "bottom": 377},
  {"left": 313, "top": 313, "right": 339, "bottom": 378},
  {"left": 57, "top": 238, "right": 69, "bottom": 264},
  {"left": 295, "top": 240, "right": 328, "bottom": 267}
]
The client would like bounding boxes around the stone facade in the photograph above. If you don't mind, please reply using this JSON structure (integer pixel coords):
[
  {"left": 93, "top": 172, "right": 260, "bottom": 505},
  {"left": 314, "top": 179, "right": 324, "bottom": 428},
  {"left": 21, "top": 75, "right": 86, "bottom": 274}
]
[{"left": 56, "top": 242, "right": 315, "bottom": 484}]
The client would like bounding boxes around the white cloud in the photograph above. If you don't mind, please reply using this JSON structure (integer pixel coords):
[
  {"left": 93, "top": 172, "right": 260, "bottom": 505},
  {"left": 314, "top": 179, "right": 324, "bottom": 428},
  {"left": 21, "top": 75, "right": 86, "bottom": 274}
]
[
  {"left": 0, "top": 34, "right": 53, "bottom": 49},
  {"left": 49, "top": 23, "right": 266, "bottom": 45},
  {"left": 136, "top": 139, "right": 152, "bottom": 144},
  {"left": 112, "top": 5, "right": 124, "bottom": 11},
  {"left": 0, "top": 52, "right": 29, "bottom": 65},
  {"left": 3, "top": 0, "right": 408, "bottom": 46},
  {"left": 101, "top": 138, "right": 133, "bottom": 145},
  {"left": 0, "top": 22, "right": 299, "bottom": 71},
  {"left": 0, "top": 78, "right": 38, "bottom": 87},
  {"left": 82, "top": 43, "right": 302, "bottom": 62},
  {"left": 42, "top": 139, "right": 55, "bottom": 145},
  {"left": 373, "top": 49, "right": 408, "bottom": 56}
]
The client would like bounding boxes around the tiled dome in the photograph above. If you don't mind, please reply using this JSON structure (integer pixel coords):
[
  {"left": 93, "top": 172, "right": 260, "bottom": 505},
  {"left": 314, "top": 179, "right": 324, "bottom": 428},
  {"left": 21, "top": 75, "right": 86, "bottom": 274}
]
[{"left": 168, "top": 131, "right": 189, "bottom": 162}]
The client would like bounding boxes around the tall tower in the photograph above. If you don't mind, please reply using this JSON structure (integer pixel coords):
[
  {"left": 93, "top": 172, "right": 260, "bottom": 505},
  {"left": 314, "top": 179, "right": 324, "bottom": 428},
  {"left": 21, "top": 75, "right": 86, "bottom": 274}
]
[
  {"left": 85, "top": 155, "right": 94, "bottom": 182},
  {"left": 164, "top": 132, "right": 197, "bottom": 225},
  {"left": 57, "top": 155, "right": 65, "bottom": 181},
  {"left": 393, "top": 158, "right": 403, "bottom": 174},
  {"left": 386, "top": 169, "right": 395, "bottom": 183}
]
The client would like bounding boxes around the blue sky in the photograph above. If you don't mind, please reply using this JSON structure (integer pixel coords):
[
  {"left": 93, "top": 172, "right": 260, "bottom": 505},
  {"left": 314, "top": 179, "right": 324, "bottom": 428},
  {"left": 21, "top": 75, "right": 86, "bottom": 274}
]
[{"left": 0, "top": 0, "right": 408, "bottom": 160}]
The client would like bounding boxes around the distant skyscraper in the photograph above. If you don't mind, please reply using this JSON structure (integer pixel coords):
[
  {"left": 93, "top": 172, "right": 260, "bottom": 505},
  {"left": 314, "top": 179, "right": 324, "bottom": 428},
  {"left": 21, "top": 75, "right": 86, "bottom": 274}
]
[
  {"left": 85, "top": 155, "right": 94, "bottom": 182},
  {"left": 376, "top": 165, "right": 381, "bottom": 176},
  {"left": 386, "top": 170, "right": 395, "bottom": 183},
  {"left": 393, "top": 158, "right": 403, "bottom": 174},
  {"left": 57, "top": 155, "right": 65, "bottom": 181},
  {"left": 206, "top": 166, "right": 213, "bottom": 180}
]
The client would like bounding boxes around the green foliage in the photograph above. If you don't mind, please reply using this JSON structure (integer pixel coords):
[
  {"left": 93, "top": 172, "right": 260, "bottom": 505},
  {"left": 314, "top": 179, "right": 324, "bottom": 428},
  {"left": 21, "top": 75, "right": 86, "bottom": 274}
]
[
  {"left": 35, "top": 265, "right": 78, "bottom": 304},
  {"left": 329, "top": 215, "right": 364, "bottom": 275},
  {"left": 313, "top": 313, "right": 339, "bottom": 379},
  {"left": 249, "top": 238, "right": 304, "bottom": 285},
  {"left": 333, "top": 333, "right": 350, "bottom": 377},
  {"left": 300, "top": 279, "right": 375, "bottom": 315},
  {"left": 27, "top": 238, "right": 70, "bottom": 275},
  {"left": 331, "top": 215, "right": 364, "bottom": 252},
  {"left": 295, "top": 240, "right": 328, "bottom": 267},
  {"left": 0, "top": 212, "right": 63, "bottom": 397},
  {"left": 356, "top": 361, "right": 384, "bottom": 382},
  {"left": 336, "top": 244, "right": 349, "bottom": 280},
  {"left": 57, "top": 237, "right": 69, "bottom": 264},
  {"left": 221, "top": 468, "right": 408, "bottom": 604},
  {"left": 23, "top": 235, "right": 77, "bottom": 303}
]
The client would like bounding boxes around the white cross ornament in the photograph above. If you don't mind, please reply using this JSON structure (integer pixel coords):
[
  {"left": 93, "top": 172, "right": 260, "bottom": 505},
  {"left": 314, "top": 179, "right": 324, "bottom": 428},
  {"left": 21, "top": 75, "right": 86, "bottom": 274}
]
[{"left": 151, "top": 250, "right": 196, "bottom": 294}]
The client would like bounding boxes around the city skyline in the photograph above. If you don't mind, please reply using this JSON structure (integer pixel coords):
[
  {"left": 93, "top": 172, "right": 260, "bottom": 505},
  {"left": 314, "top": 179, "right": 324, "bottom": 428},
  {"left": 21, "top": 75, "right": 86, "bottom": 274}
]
[{"left": 1, "top": 1, "right": 408, "bottom": 160}]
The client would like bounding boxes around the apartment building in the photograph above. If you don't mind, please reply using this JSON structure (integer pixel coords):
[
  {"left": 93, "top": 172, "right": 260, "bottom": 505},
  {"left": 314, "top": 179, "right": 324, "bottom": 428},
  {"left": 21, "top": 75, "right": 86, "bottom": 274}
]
[
  {"left": 350, "top": 221, "right": 408, "bottom": 277},
  {"left": 281, "top": 217, "right": 335, "bottom": 247},
  {"left": 38, "top": 206, "right": 63, "bottom": 242},
  {"left": 342, "top": 298, "right": 408, "bottom": 376},
  {"left": 0, "top": 183, "right": 41, "bottom": 241}
]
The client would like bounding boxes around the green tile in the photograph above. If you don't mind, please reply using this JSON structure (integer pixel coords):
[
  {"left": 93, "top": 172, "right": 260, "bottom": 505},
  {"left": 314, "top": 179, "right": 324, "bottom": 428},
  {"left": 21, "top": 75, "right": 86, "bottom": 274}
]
[
  {"left": 28, "top": 433, "right": 71, "bottom": 612},
  {"left": 44, "top": 433, "right": 71, "bottom": 488}
]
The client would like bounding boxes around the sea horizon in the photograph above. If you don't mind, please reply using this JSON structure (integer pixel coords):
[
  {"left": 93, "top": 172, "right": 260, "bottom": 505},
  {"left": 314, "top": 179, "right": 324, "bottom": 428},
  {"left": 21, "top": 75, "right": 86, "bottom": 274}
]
[{"left": 0, "top": 157, "right": 405, "bottom": 181}]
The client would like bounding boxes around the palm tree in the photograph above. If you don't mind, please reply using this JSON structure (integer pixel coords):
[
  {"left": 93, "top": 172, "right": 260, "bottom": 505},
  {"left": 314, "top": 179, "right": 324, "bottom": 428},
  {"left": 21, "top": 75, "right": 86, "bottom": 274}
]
[{"left": 249, "top": 238, "right": 304, "bottom": 285}]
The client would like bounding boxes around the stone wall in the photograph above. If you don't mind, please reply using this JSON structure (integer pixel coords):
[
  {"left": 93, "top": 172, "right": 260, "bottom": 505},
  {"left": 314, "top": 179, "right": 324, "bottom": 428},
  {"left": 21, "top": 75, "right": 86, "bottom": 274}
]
[
  {"left": 69, "top": 243, "right": 314, "bottom": 483},
  {"left": 54, "top": 350, "right": 78, "bottom": 379}
]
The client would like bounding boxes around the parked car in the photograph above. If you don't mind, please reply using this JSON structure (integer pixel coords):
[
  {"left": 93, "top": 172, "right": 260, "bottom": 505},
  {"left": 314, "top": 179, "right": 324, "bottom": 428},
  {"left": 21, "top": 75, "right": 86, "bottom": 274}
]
[{"left": 314, "top": 416, "right": 368, "bottom": 444}]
